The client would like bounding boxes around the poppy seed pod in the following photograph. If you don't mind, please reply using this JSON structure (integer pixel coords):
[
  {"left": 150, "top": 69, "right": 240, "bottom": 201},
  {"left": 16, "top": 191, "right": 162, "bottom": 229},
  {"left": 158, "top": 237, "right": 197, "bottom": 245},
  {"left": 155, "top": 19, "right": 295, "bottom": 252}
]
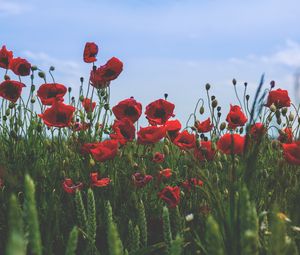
[
  {"left": 38, "top": 71, "right": 45, "bottom": 78},
  {"left": 270, "top": 80, "right": 275, "bottom": 88},
  {"left": 68, "top": 87, "right": 72, "bottom": 93},
  {"left": 245, "top": 95, "right": 250, "bottom": 101},
  {"left": 232, "top": 78, "right": 237, "bottom": 86},
  {"left": 281, "top": 107, "right": 287, "bottom": 116},
  {"left": 49, "top": 66, "right": 55, "bottom": 71},
  {"left": 80, "top": 77, "right": 84, "bottom": 83},
  {"left": 220, "top": 122, "right": 226, "bottom": 131},
  {"left": 199, "top": 106, "right": 204, "bottom": 114},
  {"left": 270, "top": 104, "right": 276, "bottom": 112},
  {"left": 205, "top": 83, "right": 210, "bottom": 90},
  {"left": 31, "top": 65, "right": 38, "bottom": 71}
]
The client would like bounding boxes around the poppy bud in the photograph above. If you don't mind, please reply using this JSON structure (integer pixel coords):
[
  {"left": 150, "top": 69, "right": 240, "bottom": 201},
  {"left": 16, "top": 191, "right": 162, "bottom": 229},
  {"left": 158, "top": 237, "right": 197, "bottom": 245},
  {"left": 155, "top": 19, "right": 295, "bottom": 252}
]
[
  {"left": 87, "top": 112, "right": 92, "bottom": 120},
  {"left": 4, "top": 74, "right": 10, "bottom": 80},
  {"left": 220, "top": 122, "right": 226, "bottom": 130},
  {"left": 31, "top": 98, "right": 36, "bottom": 104},
  {"left": 80, "top": 77, "right": 84, "bottom": 83},
  {"left": 199, "top": 106, "right": 204, "bottom": 115},
  {"left": 217, "top": 112, "right": 221, "bottom": 118},
  {"left": 38, "top": 71, "right": 45, "bottom": 78},
  {"left": 211, "top": 99, "right": 218, "bottom": 108},
  {"left": 2, "top": 116, "right": 7, "bottom": 121},
  {"left": 79, "top": 95, "right": 84, "bottom": 102},
  {"left": 270, "top": 80, "right": 275, "bottom": 88},
  {"left": 163, "top": 144, "right": 170, "bottom": 155},
  {"left": 281, "top": 107, "right": 287, "bottom": 116},
  {"left": 276, "top": 117, "right": 282, "bottom": 125},
  {"left": 5, "top": 109, "right": 10, "bottom": 116},
  {"left": 246, "top": 95, "right": 250, "bottom": 101},
  {"left": 205, "top": 83, "right": 211, "bottom": 90},
  {"left": 68, "top": 87, "right": 72, "bottom": 93},
  {"left": 104, "top": 104, "right": 110, "bottom": 110},
  {"left": 288, "top": 112, "right": 294, "bottom": 122},
  {"left": 232, "top": 78, "right": 237, "bottom": 85},
  {"left": 244, "top": 82, "right": 248, "bottom": 87},
  {"left": 9, "top": 102, "right": 15, "bottom": 109},
  {"left": 31, "top": 65, "right": 38, "bottom": 71},
  {"left": 270, "top": 104, "right": 276, "bottom": 112},
  {"left": 49, "top": 66, "right": 55, "bottom": 71},
  {"left": 89, "top": 158, "right": 95, "bottom": 167},
  {"left": 217, "top": 106, "right": 221, "bottom": 112},
  {"left": 211, "top": 95, "right": 216, "bottom": 101},
  {"left": 164, "top": 93, "right": 168, "bottom": 100}
]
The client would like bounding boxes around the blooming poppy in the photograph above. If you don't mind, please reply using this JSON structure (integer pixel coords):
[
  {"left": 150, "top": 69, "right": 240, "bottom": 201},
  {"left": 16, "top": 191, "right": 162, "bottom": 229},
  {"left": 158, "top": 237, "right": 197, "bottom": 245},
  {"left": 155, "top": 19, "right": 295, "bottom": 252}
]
[
  {"left": 83, "top": 42, "right": 99, "bottom": 63},
  {"left": 112, "top": 97, "right": 142, "bottom": 123},
  {"left": 282, "top": 142, "right": 300, "bottom": 165},
  {"left": 249, "top": 123, "right": 266, "bottom": 140},
  {"left": 110, "top": 118, "right": 135, "bottom": 145},
  {"left": 226, "top": 105, "right": 247, "bottom": 129},
  {"left": 181, "top": 178, "right": 203, "bottom": 192},
  {"left": 0, "top": 45, "right": 13, "bottom": 69},
  {"left": 0, "top": 80, "right": 25, "bottom": 102},
  {"left": 145, "top": 99, "right": 175, "bottom": 125},
  {"left": 158, "top": 168, "right": 172, "bottom": 180},
  {"left": 266, "top": 89, "right": 291, "bottom": 108},
  {"left": 217, "top": 133, "right": 245, "bottom": 155},
  {"left": 158, "top": 186, "right": 180, "bottom": 208},
  {"left": 90, "top": 57, "right": 123, "bottom": 88},
  {"left": 90, "top": 172, "right": 111, "bottom": 187},
  {"left": 81, "top": 142, "right": 100, "bottom": 156},
  {"left": 194, "top": 141, "right": 216, "bottom": 161},
  {"left": 165, "top": 119, "right": 181, "bottom": 141},
  {"left": 195, "top": 118, "right": 213, "bottom": 133},
  {"left": 62, "top": 178, "right": 83, "bottom": 194},
  {"left": 37, "top": 83, "right": 67, "bottom": 105},
  {"left": 38, "top": 100, "right": 75, "bottom": 128},
  {"left": 137, "top": 126, "right": 166, "bottom": 145},
  {"left": 90, "top": 139, "right": 119, "bottom": 162},
  {"left": 152, "top": 152, "right": 165, "bottom": 163},
  {"left": 173, "top": 130, "right": 196, "bottom": 150},
  {"left": 132, "top": 173, "right": 153, "bottom": 188},
  {"left": 82, "top": 98, "right": 96, "bottom": 113},
  {"left": 278, "top": 127, "right": 293, "bottom": 144},
  {"left": 9, "top": 57, "right": 31, "bottom": 76},
  {"left": 72, "top": 121, "right": 90, "bottom": 132}
]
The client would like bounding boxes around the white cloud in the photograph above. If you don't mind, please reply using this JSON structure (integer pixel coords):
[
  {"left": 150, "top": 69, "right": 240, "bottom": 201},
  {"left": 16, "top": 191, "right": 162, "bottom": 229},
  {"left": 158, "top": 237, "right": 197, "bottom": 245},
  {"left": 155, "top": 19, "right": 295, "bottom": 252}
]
[{"left": 0, "top": 0, "right": 31, "bottom": 15}]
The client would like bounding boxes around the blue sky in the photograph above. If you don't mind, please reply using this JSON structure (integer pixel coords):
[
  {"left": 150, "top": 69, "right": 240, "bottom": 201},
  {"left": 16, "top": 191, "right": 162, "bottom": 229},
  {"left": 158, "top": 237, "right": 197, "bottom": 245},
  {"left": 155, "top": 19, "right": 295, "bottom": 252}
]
[{"left": 1, "top": 0, "right": 300, "bottom": 123}]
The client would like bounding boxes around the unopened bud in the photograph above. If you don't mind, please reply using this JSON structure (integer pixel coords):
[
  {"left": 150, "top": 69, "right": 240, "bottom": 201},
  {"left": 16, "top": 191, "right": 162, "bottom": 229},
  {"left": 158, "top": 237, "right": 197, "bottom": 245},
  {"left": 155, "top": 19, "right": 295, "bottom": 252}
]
[
  {"left": 38, "top": 71, "right": 45, "bottom": 78},
  {"left": 164, "top": 93, "right": 168, "bottom": 100},
  {"left": 211, "top": 95, "right": 216, "bottom": 101},
  {"left": 68, "top": 87, "right": 72, "bottom": 93},
  {"left": 31, "top": 65, "right": 38, "bottom": 71},
  {"left": 220, "top": 122, "right": 226, "bottom": 131},
  {"left": 211, "top": 99, "right": 218, "bottom": 108},
  {"left": 199, "top": 106, "right": 204, "bottom": 115},
  {"left": 89, "top": 158, "right": 95, "bottom": 167},
  {"left": 232, "top": 78, "right": 237, "bottom": 86},
  {"left": 217, "top": 106, "right": 221, "bottom": 112},
  {"left": 244, "top": 82, "right": 248, "bottom": 87},
  {"left": 104, "top": 104, "right": 110, "bottom": 110},
  {"left": 270, "top": 80, "right": 275, "bottom": 88},
  {"left": 30, "top": 98, "right": 36, "bottom": 104},
  {"left": 288, "top": 112, "right": 294, "bottom": 122},
  {"left": 246, "top": 95, "right": 250, "bottom": 101},
  {"left": 270, "top": 104, "right": 276, "bottom": 112},
  {"left": 205, "top": 83, "right": 211, "bottom": 90},
  {"left": 281, "top": 107, "right": 287, "bottom": 116}
]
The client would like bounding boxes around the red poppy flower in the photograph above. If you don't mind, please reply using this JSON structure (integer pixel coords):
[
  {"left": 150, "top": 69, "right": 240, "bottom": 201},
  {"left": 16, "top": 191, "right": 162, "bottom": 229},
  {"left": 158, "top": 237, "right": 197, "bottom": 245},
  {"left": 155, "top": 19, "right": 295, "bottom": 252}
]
[
  {"left": 249, "top": 123, "right": 266, "bottom": 140},
  {"left": 62, "top": 178, "right": 83, "bottom": 194},
  {"left": 158, "top": 186, "right": 180, "bottom": 208},
  {"left": 83, "top": 42, "right": 99, "bottom": 63},
  {"left": 90, "top": 139, "right": 119, "bottom": 162},
  {"left": 110, "top": 118, "right": 135, "bottom": 145},
  {"left": 72, "top": 121, "right": 90, "bottom": 132},
  {"left": 194, "top": 141, "right": 216, "bottom": 162},
  {"left": 282, "top": 142, "right": 300, "bottom": 165},
  {"left": 226, "top": 105, "right": 247, "bottom": 129},
  {"left": 37, "top": 83, "right": 67, "bottom": 105},
  {"left": 82, "top": 98, "right": 96, "bottom": 113},
  {"left": 195, "top": 118, "right": 213, "bottom": 133},
  {"left": 112, "top": 97, "right": 142, "bottom": 123},
  {"left": 0, "top": 80, "right": 25, "bottom": 102},
  {"left": 9, "top": 57, "right": 31, "bottom": 76},
  {"left": 90, "top": 172, "right": 111, "bottom": 187},
  {"left": 80, "top": 142, "right": 100, "bottom": 155},
  {"left": 181, "top": 178, "right": 203, "bottom": 192},
  {"left": 165, "top": 119, "right": 181, "bottom": 141},
  {"left": 266, "top": 89, "right": 291, "bottom": 108},
  {"left": 90, "top": 57, "right": 123, "bottom": 89},
  {"left": 217, "top": 133, "right": 245, "bottom": 155},
  {"left": 152, "top": 152, "right": 165, "bottom": 163},
  {"left": 38, "top": 101, "right": 75, "bottom": 128},
  {"left": 132, "top": 173, "right": 153, "bottom": 188},
  {"left": 159, "top": 168, "right": 172, "bottom": 179},
  {"left": 173, "top": 130, "right": 196, "bottom": 150},
  {"left": 137, "top": 126, "right": 166, "bottom": 145},
  {"left": 0, "top": 45, "right": 13, "bottom": 69},
  {"left": 145, "top": 99, "right": 175, "bottom": 125},
  {"left": 278, "top": 127, "right": 293, "bottom": 144}
]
